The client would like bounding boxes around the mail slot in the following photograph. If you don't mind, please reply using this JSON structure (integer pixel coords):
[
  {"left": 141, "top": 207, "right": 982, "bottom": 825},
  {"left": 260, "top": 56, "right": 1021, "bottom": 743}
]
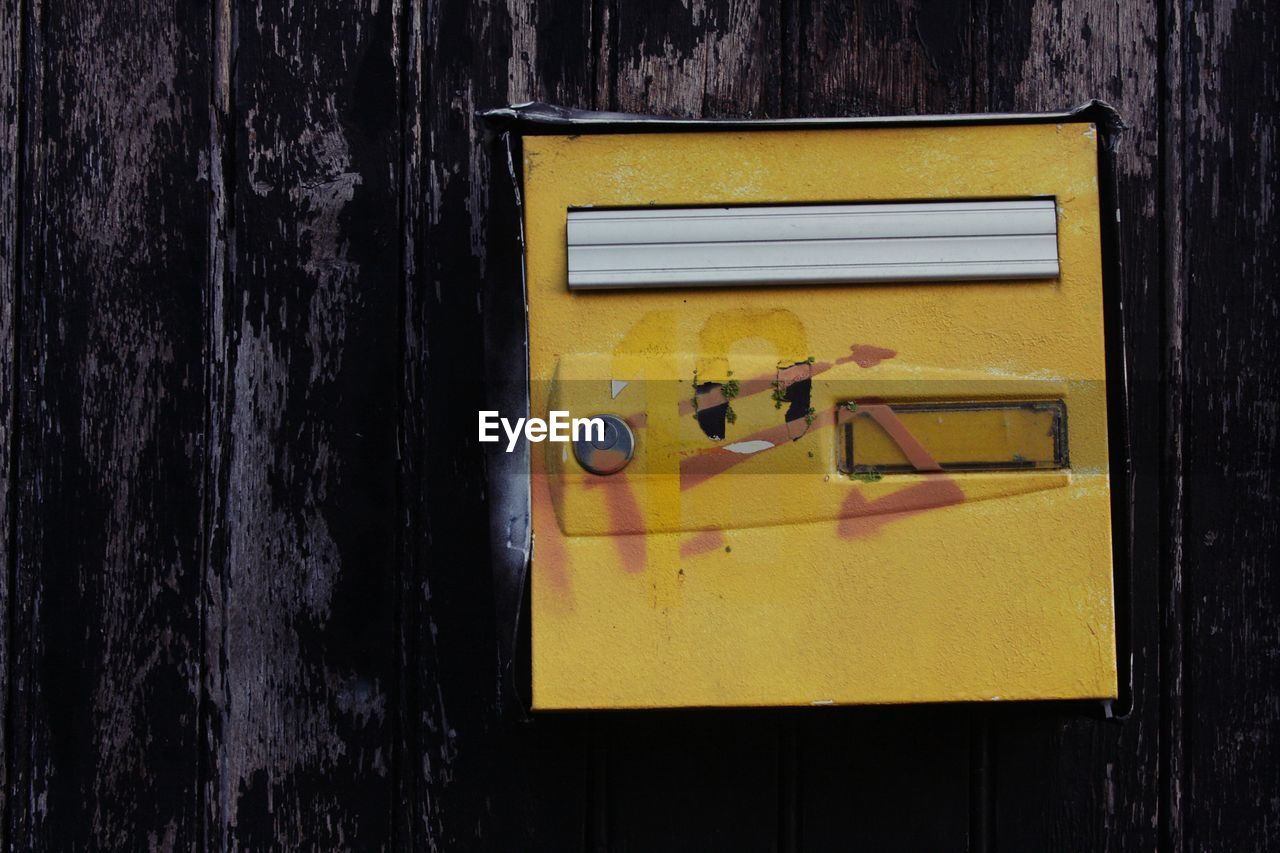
[
  {"left": 566, "top": 199, "right": 1062, "bottom": 288},
  {"left": 483, "top": 103, "right": 1127, "bottom": 712}
]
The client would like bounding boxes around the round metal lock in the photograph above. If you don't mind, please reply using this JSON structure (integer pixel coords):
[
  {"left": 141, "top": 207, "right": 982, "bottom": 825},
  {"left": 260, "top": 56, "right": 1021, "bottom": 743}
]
[{"left": 572, "top": 413, "right": 634, "bottom": 475}]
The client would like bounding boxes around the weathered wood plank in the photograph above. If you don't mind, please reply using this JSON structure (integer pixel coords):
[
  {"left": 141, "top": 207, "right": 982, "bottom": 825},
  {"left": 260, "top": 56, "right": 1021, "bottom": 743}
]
[
  {"left": 0, "top": 0, "right": 18, "bottom": 840},
  {"left": 403, "top": 1, "right": 594, "bottom": 848},
  {"left": 203, "top": 1, "right": 400, "bottom": 847},
  {"left": 8, "top": 0, "right": 209, "bottom": 847},
  {"left": 1179, "top": 1, "right": 1279, "bottom": 849},
  {"left": 799, "top": 708, "right": 972, "bottom": 850},
  {"left": 795, "top": 704, "right": 971, "bottom": 852},
  {"left": 788, "top": 0, "right": 986, "bottom": 117},
  {"left": 1159, "top": 2, "right": 1188, "bottom": 849},
  {"left": 608, "top": 0, "right": 783, "bottom": 117},
  {"left": 605, "top": 712, "right": 780, "bottom": 853},
  {"left": 985, "top": 0, "right": 1164, "bottom": 849}
]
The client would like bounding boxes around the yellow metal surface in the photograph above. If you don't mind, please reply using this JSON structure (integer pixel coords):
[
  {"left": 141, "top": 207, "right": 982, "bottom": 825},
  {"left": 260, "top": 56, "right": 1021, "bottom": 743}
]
[{"left": 522, "top": 123, "right": 1117, "bottom": 709}]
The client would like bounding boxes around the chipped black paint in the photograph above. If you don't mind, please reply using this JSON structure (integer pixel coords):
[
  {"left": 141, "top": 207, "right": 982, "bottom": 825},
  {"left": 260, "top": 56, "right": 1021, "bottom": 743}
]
[{"left": 782, "top": 377, "right": 813, "bottom": 429}]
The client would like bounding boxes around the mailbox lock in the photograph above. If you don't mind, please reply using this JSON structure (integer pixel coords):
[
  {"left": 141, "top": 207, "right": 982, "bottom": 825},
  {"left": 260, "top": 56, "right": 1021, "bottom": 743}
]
[{"left": 573, "top": 414, "right": 634, "bottom": 475}]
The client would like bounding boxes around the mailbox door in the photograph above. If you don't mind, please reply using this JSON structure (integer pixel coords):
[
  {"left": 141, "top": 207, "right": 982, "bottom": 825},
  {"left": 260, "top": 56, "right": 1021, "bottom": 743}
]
[{"left": 522, "top": 123, "right": 1117, "bottom": 709}]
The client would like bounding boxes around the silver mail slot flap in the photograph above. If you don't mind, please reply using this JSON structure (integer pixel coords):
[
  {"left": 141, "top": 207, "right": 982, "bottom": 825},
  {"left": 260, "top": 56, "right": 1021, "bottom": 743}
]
[{"left": 566, "top": 199, "right": 1059, "bottom": 290}]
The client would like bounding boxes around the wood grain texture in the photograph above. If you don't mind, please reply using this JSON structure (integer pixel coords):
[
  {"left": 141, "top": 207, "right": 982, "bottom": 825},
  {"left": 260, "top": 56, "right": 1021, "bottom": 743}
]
[
  {"left": 402, "top": 1, "right": 594, "bottom": 849},
  {"left": 985, "top": 1, "right": 1164, "bottom": 849},
  {"left": 8, "top": 0, "right": 209, "bottom": 847},
  {"left": 788, "top": 0, "right": 985, "bottom": 117},
  {"left": 1179, "top": 1, "right": 1279, "bottom": 849},
  {"left": 1160, "top": 0, "right": 1188, "bottom": 847},
  {"left": 607, "top": 0, "right": 782, "bottom": 117},
  {"left": 0, "top": 0, "right": 1276, "bottom": 849},
  {"left": 0, "top": 0, "right": 17, "bottom": 841},
  {"left": 799, "top": 708, "right": 971, "bottom": 851},
  {"left": 203, "top": 1, "right": 400, "bottom": 847},
  {"left": 604, "top": 712, "right": 781, "bottom": 852}
]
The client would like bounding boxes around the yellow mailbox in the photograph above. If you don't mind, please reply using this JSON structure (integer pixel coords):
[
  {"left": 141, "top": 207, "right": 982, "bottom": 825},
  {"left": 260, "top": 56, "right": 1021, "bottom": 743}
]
[{"left": 482, "top": 103, "right": 1128, "bottom": 711}]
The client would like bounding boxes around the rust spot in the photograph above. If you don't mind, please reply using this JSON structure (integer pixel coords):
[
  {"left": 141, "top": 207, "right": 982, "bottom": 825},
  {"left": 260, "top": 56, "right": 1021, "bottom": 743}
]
[
  {"left": 836, "top": 477, "right": 965, "bottom": 539},
  {"left": 679, "top": 529, "right": 725, "bottom": 559}
]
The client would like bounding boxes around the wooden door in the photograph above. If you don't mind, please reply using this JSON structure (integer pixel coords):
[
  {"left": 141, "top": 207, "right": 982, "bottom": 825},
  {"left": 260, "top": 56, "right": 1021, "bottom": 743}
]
[{"left": 0, "top": 0, "right": 1275, "bottom": 849}]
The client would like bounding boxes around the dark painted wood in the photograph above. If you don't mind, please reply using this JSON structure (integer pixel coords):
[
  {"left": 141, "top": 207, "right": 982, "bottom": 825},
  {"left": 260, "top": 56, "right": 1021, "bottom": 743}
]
[
  {"left": 0, "top": 0, "right": 1277, "bottom": 850},
  {"left": 788, "top": 0, "right": 986, "bottom": 117},
  {"left": 799, "top": 708, "right": 971, "bottom": 851},
  {"left": 607, "top": 0, "right": 782, "bottom": 117},
  {"left": 202, "top": 1, "right": 400, "bottom": 847},
  {"left": 7, "top": 0, "right": 210, "bottom": 847},
  {"left": 604, "top": 712, "right": 780, "bottom": 852},
  {"left": 401, "top": 1, "right": 594, "bottom": 849},
  {"left": 985, "top": 1, "right": 1165, "bottom": 850},
  {"left": 1159, "top": 3, "right": 1190, "bottom": 850},
  {"left": 0, "top": 0, "right": 17, "bottom": 841},
  {"left": 1179, "top": 1, "right": 1279, "bottom": 849}
]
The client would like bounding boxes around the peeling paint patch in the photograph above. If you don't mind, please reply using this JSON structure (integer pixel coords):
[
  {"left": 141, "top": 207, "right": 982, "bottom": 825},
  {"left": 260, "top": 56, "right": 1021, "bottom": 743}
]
[
  {"left": 676, "top": 341, "right": 895, "bottom": 426},
  {"left": 774, "top": 362, "right": 815, "bottom": 439},
  {"left": 681, "top": 408, "right": 839, "bottom": 491},
  {"left": 678, "top": 374, "right": 775, "bottom": 417},
  {"left": 693, "top": 380, "right": 729, "bottom": 439},
  {"left": 724, "top": 440, "right": 774, "bottom": 454}
]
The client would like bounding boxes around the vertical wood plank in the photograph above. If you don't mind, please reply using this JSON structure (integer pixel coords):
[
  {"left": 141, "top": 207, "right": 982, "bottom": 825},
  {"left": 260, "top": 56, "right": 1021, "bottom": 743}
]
[
  {"left": 601, "top": 4, "right": 785, "bottom": 849},
  {"left": 604, "top": 712, "right": 780, "bottom": 852},
  {"left": 984, "top": 1, "right": 1164, "bottom": 849},
  {"left": 9, "top": 0, "right": 209, "bottom": 847},
  {"left": 789, "top": 0, "right": 987, "bottom": 117},
  {"left": 204, "top": 1, "right": 400, "bottom": 847},
  {"left": 794, "top": 703, "right": 971, "bottom": 849},
  {"left": 1179, "top": 1, "right": 1279, "bottom": 849},
  {"left": 403, "top": 1, "right": 594, "bottom": 848},
  {"left": 1159, "top": 2, "right": 1187, "bottom": 849},
  {"left": 0, "top": 0, "right": 18, "bottom": 839},
  {"left": 786, "top": 3, "right": 983, "bottom": 849},
  {"left": 799, "top": 708, "right": 972, "bottom": 850},
  {"left": 609, "top": 0, "right": 783, "bottom": 117}
]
